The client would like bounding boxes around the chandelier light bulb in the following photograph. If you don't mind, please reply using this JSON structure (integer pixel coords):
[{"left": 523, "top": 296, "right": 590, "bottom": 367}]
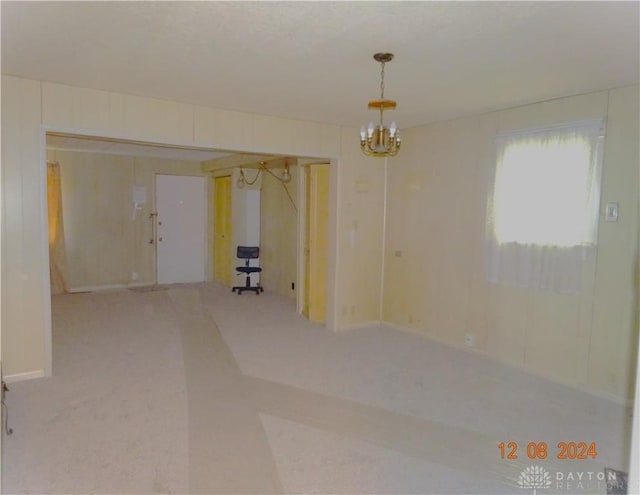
[
  {"left": 390, "top": 121, "right": 397, "bottom": 137},
  {"left": 360, "top": 126, "right": 366, "bottom": 141}
]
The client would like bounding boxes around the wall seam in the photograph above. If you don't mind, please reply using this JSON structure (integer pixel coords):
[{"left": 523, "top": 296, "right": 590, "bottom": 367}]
[{"left": 585, "top": 89, "right": 610, "bottom": 389}]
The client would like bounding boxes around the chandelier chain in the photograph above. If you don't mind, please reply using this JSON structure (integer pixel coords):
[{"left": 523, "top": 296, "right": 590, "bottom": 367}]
[{"left": 379, "top": 62, "right": 386, "bottom": 124}]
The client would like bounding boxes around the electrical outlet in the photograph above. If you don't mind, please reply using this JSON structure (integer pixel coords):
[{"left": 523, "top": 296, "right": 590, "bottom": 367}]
[
  {"left": 464, "top": 333, "right": 474, "bottom": 347},
  {"left": 131, "top": 271, "right": 139, "bottom": 281}
]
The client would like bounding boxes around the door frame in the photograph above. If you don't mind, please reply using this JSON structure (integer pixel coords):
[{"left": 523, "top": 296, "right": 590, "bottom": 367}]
[
  {"left": 36, "top": 126, "right": 339, "bottom": 378},
  {"left": 212, "top": 174, "right": 233, "bottom": 285},
  {"left": 296, "top": 160, "right": 335, "bottom": 326}
]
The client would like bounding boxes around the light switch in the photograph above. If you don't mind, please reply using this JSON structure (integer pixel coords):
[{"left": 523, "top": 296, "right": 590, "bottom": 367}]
[{"left": 605, "top": 202, "right": 619, "bottom": 222}]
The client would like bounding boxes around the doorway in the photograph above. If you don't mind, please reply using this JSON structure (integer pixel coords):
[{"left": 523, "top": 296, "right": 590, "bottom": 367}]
[
  {"left": 156, "top": 174, "right": 207, "bottom": 284},
  {"left": 39, "top": 130, "right": 339, "bottom": 383},
  {"left": 302, "top": 163, "right": 330, "bottom": 323},
  {"left": 213, "top": 175, "right": 233, "bottom": 285}
]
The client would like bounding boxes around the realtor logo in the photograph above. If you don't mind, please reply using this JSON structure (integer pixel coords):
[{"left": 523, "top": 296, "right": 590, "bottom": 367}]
[{"left": 519, "top": 465, "right": 551, "bottom": 494}]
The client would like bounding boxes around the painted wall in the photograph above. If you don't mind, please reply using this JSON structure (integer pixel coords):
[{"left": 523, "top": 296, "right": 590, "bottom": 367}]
[
  {"left": 2, "top": 76, "right": 386, "bottom": 379},
  {"left": 383, "top": 86, "right": 639, "bottom": 401},
  {"left": 2, "top": 77, "right": 47, "bottom": 379},
  {"left": 46, "top": 149, "right": 204, "bottom": 290},
  {"left": 260, "top": 163, "right": 298, "bottom": 298},
  {"left": 335, "top": 128, "right": 387, "bottom": 327},
  {"left": 7, "top": 73, "right": 632, "bottom": 404}
]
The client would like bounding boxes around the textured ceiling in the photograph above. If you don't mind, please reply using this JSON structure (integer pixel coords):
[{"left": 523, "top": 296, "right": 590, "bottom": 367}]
[{"left": 2, "top": 1, "right": 639, "bottom": 129}]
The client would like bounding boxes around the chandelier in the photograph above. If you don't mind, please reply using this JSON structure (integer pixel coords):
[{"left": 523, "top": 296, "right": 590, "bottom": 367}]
[
  {"left": 360, "top": 53, "right": 401, "bottom": 157},
  {"left": 237, "top": 161, "right": 291, "bottom": 189}
]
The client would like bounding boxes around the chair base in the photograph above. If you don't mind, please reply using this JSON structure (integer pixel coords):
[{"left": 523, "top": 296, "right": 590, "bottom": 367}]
[
  {"left": 232, "top": 286, "right": 264, "bottom": 295},
  {"left": 232, "top": 275, "right": 264, "bottom": 295}
]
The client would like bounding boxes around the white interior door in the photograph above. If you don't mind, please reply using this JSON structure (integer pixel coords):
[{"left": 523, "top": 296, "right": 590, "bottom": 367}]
[{"left": 156, "top": 174, "right": 206, "bottom": 284}]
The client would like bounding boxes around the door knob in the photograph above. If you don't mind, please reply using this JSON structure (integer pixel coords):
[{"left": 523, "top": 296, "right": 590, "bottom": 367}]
[{"left": 159, "top": 237, "right": 163, "bottom": 242}]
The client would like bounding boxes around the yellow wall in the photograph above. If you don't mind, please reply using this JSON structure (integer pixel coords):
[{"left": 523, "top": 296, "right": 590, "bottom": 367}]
[
  {"left": 46, "top": 149, "right": 204, "bottom": 290},
  {"left": 383, "top": 86, "right": 639, "bottom": 401},
  {"left": 260, "top": 163, "right": 298, "bottom": 298},
  {"left": 1, "top": 76, "right": 384, "bottom": 379}
]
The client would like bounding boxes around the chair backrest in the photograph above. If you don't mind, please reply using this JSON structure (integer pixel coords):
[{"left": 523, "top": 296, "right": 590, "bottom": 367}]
[{"left": 236, "top": 246, "right": 260, "bottom": 259}]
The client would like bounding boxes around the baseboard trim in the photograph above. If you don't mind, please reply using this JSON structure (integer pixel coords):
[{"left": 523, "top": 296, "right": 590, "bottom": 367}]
[
  {"left": 335, "top": 320, "right": 381, "bottom": 332},
  {"left": 382, "top": 321, "right": 633, "bottom": 407},
  {"left": 4, "top": 370, "right": 46, "bottom": 383},
  {"left": 69, "top": 282, "right": 152, "bottom": 293}
]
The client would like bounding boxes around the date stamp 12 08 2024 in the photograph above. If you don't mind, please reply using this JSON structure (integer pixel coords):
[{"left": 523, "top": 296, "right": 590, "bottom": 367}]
[{"left": 498, "top": 441, "right": 598, "bottom": 460}]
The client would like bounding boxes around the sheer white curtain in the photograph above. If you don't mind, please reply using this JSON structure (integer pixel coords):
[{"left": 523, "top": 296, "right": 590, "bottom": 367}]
[{"left": 486, "top": 120, "right": 604, "bottom": 294}]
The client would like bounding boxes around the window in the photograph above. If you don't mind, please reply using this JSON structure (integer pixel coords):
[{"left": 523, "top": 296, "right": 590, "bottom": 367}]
[
  {"left": 490, "top": 120, "right": 604, "bottom": 247},
  {"left": 486, "top": 120, "right": 605, "bottom": 293}
]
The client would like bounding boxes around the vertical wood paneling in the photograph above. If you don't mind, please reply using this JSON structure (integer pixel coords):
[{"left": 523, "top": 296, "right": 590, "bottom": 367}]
[
  {"left": 486, "top": 285, "right": 529, "bottom": 367},
  {"left": 334, "top": 127, "right": 385, "bottom": 327},
  {"left": 60, "top": 153, "right": 135, "bottom": 288},
  {"left": 4, "top": 75, "right": 346, "bottom": 380},
  {"left": 382, "top": 87, "right": 638, "bottom": 400},
  {"left": 3, "top": 72, "right": 636, "bottom": 402},
  {"left": 41, "top": 82, "right": 74, "bottom": 128},
  {"left": 194, "top": 106, "right": 253, "bottom": 151},
  {"left": 250, "top": 114, "right": 294, "bottom": 153},
  {"left": 194, "top": 107, "right": 341, "bottom": 157},
  {"left": 382, "top": 130, "right": 417, "bottom": 325},
  {"left": 260, "top": 165, "right": 298, "bottom": 298},
  {"left": 56, "top": 150, "right": 205, "bottom": 290},
  {"left": 42, "top": 82, "right": 127, "bottom": 133},
  {"left": 466, "top": 116, "right": 497, "bottom": 352},
  {"left": 123, "top": 94, "right": 194, "bottom": 143},
  {"left": 1, "top": 76, "right": 45, "bottom": 375},
  {"left": 526, "top": 291, "right": 583, "bottom": 383},
  {"left": 319, "top": 124, "right": 342, "bottom": 158},
  {"left": 588, "top": 85, "right": 640, "bottom": 398}
]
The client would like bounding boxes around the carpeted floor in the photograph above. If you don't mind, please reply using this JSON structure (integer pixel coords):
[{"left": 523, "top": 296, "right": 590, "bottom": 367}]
[{"left": 1, "top": 283, "right": 632, "bottom": 494}]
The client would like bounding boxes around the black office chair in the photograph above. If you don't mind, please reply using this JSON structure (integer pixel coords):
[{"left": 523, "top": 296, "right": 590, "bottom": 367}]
[{"left": 232, "top": 246, "right": 264, "bottom": 295}]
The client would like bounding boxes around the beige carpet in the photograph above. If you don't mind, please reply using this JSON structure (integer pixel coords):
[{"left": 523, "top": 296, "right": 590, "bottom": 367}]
[{"left": 2, "top": 283, "right": 632, "bottom": 494}]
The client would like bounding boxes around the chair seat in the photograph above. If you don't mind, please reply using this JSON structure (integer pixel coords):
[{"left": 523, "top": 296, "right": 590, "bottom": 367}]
[{"left": 236, "top": 266, "right": 262, "bottom": 274}]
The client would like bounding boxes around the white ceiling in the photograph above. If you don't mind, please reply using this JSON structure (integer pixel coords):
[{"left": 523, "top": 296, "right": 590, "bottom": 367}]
[{"left": 2, "top": 1, "right": 639, "bottom": 129}]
